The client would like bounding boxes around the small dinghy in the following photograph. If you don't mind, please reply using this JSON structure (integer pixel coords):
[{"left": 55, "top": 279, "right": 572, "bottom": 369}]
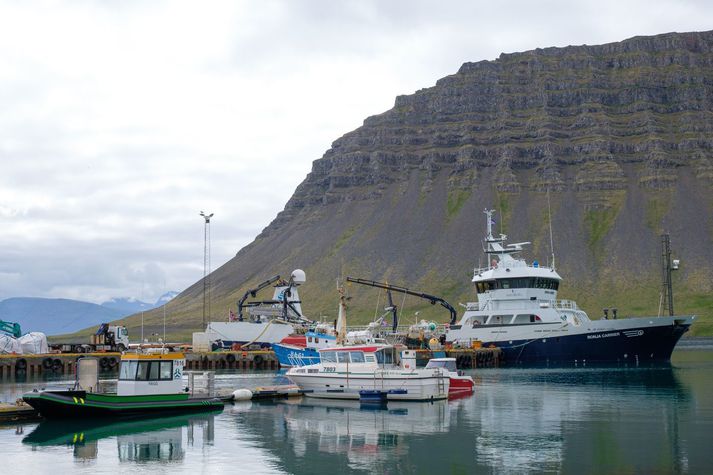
[{"left": 23, "top": 352, "right": 223, "bottom": 419}]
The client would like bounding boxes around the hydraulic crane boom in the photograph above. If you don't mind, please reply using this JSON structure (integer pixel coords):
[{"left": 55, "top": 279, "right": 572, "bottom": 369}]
[
  {"left": 237, "top": 274, "right": 281, "bottom": 320},
  {"left": 345, "top": 277, "right": 458, "bottom": 325}
]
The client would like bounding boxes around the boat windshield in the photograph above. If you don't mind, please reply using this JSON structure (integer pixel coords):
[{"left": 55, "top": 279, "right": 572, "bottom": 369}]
[
  {"left": 120, "top": 360, "right": 174, "bottom": 381},
  {"left": 425, "top": 359, "right": 457, "bottom": 372},
  {"left": 374, "top": 348, "right": 394, "bottom": 365},
  {"left": 119, "top": 361, "right": 138, "bottom": 380}
]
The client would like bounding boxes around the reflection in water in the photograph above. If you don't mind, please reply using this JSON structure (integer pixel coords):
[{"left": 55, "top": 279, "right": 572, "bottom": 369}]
[
  {"left": 288, "top": 399, "right": 449, "bottom": 472},
  {"left": 4, "top": 357, "right": 713, "bottom": 474},
  {"left": 471, "top": 366, "right": 690, "bottom": 474},
  {"left": 23, "top": 412, "right": 218, "bottom": 462},
  {"left": 237, "top": 366, "right": 698, "bottom": 474}
]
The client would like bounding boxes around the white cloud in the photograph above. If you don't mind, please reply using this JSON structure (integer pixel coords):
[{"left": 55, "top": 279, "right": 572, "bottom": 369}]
[{"left": 0, "top": 0, "right": 711, "bottom": 302}]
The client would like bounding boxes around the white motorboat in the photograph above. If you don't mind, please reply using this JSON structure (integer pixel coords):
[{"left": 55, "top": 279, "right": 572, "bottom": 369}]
[
  {"left": 424, "top": 357, "right": 475, "bottom": 397},
  {"left": 445, "top": 209, "right": 695, "bottom": 364},
  {"left": 286, "top": 344, "right": 450, "bottom": 401}
]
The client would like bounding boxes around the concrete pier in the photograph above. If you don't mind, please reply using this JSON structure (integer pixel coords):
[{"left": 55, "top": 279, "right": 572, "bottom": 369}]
[
  {"left": 0, "top": 353, "right": 121, "bottom": 379},
  {"left": 184, "top": 350, "right": 278, "bottom": 371},
  {"left": 0, "top": 347, "right": 495, "bottom": 379}
]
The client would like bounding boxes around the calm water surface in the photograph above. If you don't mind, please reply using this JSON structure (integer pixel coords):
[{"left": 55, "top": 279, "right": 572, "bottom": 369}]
[{"left": 2, "top": 350, "right": 713, "bottom": 474}]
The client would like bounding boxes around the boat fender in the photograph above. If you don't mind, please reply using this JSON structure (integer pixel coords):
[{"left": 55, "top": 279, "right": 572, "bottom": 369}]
[
  {"left": 226, "top": 353, "right": 236, "bottom": 363},
  {"left": 42, "top": 357, "right": 53, "bottom": 370},
  {"left": 232, "top": 388, "right": 253, "bottom": 401},
  {"left": 100, "top": 357, "right": 109, "bottom": 368},
  {"left": 109, "top": 357, "right": 118, "bottom": 367},
  {"left": 253, "top": 355, "right": 263, "bottom": 365},
  {"left": 52, "top": 358, "right": 63, "bottom": 372},
  {"left": 15, "top": 358, "right": 27, "bottom": 371}
]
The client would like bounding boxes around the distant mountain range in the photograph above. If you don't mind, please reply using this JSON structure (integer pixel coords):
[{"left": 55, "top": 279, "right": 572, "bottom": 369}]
[
  {"left": 100, "top": 291, "right": 179, "bottom": 316},
  {"left": 0, "top": 292, "right": 178, "bottom": 336}
]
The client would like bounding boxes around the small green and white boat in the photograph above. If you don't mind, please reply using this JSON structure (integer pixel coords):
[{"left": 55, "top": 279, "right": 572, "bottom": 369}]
[{"left": 23, "top": 352, "right": 224, "bottom": 419}]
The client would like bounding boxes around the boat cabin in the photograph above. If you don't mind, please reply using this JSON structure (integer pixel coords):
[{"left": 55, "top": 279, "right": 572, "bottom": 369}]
[
  {"left": 117, "top": 352, "right": 185, "bottom": 396},
  {"left": 318, "top": 345, "right": 404, "bottom": 367}
]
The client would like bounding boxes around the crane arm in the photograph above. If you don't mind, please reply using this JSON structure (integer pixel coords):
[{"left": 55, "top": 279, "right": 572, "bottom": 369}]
[
  {"left": 237, "top": 274, "right": 281, "bottom": 319},
  {"left": 345, "top": 277, "right": 458, "bottom": 324}
]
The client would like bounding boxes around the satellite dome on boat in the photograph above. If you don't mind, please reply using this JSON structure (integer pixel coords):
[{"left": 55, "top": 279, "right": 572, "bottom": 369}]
[{"left": 291, "top": 269, "right": 306, "bottom": 285}]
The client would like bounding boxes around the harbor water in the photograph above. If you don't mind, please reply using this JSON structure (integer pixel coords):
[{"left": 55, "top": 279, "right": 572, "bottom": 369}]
[{"left": 2, "top": 349, "right": 713, "bottom": 474}]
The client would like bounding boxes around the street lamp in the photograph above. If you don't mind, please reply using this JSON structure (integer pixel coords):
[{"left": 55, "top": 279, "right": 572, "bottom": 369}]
[{"left": 200, "top": 211, "right": 214, "bottom": 326}]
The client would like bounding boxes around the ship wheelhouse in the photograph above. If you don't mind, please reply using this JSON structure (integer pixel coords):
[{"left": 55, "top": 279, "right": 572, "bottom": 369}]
[{"left": 475, "top": 277, "right": 560, "bottom": 294}]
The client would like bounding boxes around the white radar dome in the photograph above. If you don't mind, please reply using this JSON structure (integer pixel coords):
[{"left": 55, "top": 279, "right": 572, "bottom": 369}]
[{"left": 291, "top": 269, "right": 306, "bottom": 285}]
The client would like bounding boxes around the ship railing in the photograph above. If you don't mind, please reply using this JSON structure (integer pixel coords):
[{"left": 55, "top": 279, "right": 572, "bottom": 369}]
[
  {"left": 345, "top": 324, "right": 449, "bottom": 335},
  {"left": 472, "top": 261, "right": 552, "bottom": 277}
]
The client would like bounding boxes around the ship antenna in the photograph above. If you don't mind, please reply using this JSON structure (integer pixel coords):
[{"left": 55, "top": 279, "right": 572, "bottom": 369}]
[{"left": 547, "top": 187, "right": 556, "bottom": 270}]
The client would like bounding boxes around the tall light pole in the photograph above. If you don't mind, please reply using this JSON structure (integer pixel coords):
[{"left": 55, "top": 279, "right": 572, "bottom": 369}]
[{"left": 200, "top": 211, "right": 214, "bottom": 326}]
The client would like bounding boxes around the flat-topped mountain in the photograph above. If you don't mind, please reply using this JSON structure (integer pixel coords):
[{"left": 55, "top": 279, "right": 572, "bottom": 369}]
[{"left": 114, "top": 30, "right": 713, "bottom": 340}]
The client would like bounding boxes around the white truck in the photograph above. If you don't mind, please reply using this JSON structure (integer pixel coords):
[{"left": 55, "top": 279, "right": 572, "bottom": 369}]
[{"left": 50, "top": 323, "right": 130, "bottom": 353}]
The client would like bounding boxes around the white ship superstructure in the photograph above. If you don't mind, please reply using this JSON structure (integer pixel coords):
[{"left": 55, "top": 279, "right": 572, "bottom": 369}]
[{"left": 445, "top": 210, "right": 694, "bottom": 364}]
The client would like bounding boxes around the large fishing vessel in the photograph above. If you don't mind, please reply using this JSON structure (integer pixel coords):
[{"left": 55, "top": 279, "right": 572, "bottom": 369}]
[
  {"left": 445, "top": 210, "right": 695, "bottom": 364},
  {"left": 203, "top": 270, "right": 312, "bottom": 350}
]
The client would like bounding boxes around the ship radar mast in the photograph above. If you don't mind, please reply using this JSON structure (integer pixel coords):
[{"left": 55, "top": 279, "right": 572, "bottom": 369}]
[{"left": 482, "top": 209, "right": 531, "bottom": 267}]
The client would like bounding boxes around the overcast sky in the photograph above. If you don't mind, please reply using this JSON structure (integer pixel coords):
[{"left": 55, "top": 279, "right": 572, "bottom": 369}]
[{"left": 1, "top": 0, "right": 711, "bottom": 304}]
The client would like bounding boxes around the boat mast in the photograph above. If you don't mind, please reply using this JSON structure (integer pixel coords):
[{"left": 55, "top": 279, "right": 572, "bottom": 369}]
[
  {"left": 336, "top": 281, "right": 347, "bottom": 345},
  {"left": 547, "top": 188, "right": 556, "bottom": 271}
]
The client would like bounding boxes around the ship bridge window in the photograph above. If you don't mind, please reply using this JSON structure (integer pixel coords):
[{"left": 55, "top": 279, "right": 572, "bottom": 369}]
[
  {"left": 321, "top": 352, "right": 337, "bottom": 363},
  {"left": 493, "top": 278, "right": 560, "bottom": 290},
  {"left": 337, "top": 352, "right": 350, "bottom": 363},
  {"left": 533, "top": 278, "right": 559, "bottom": 290},
  {"left": 476, "top": 281, "right": 497, "bottom": 293},
  {"left": 350, "top": 351, "right": 365, "bottom": 363}
]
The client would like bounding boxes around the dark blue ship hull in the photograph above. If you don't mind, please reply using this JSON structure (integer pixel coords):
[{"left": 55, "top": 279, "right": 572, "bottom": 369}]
[{"left": 487, "top": 321, "right": 691, "bottom": 365}]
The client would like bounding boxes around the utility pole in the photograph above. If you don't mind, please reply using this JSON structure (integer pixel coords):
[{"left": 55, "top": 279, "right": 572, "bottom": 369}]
[{"left": 200, "top": 211, "right": 214, "bottom": 326}]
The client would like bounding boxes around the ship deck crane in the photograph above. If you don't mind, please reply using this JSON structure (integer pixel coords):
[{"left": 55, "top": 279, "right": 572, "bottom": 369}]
[{"left": 345, "top": 277, "right": 458, "bottom": 325}]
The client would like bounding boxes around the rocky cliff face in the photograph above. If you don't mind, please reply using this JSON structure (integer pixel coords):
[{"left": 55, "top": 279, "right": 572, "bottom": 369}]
[{"left": 129, "top": 30, "right": 713, "bottom": 338}]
